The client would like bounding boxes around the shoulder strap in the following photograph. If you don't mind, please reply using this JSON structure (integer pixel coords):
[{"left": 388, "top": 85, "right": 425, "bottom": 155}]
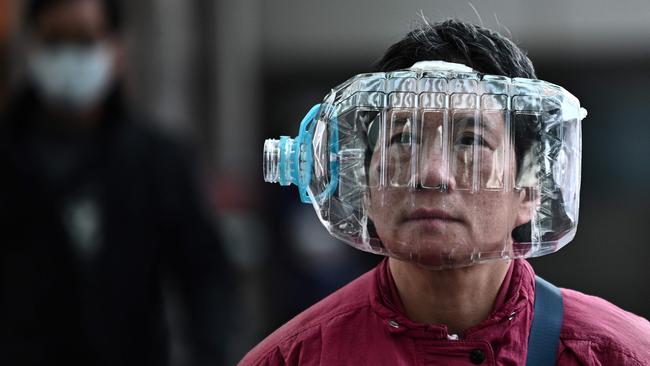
[{"left": 526, "top": 276, "right": 564, "bottom": 366}]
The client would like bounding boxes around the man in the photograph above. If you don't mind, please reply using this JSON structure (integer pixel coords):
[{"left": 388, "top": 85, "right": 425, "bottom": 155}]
[
  {"left": 0, "top": 0, "right": 230, "bottom": 364},
  {"left": 242, "top": 19, "right": 650, "bottom": 365}
]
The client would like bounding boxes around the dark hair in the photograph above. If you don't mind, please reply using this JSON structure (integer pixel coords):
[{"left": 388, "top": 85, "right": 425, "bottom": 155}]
[
  {"left": 26, "top": 0, "right": 123, "bottom": 31},
  {"left": 375, "top": 19, "right": 541, "bottom": 242},
  {"left": 376, "top": 19, "right": 536, "bottom": 79}
]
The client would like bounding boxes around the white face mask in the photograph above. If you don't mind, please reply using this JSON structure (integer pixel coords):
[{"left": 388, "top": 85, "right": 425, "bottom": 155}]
[{"left": 27, "top": 43, "right": 114, "bottom": 109}]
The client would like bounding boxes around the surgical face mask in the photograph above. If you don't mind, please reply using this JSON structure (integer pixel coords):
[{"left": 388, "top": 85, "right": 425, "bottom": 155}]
[
  {"left": 263, "top": 61, "right": 587, "bottom": 269},
  {"left": 27, "top": 42, "right": 114, "bottom": 109}
]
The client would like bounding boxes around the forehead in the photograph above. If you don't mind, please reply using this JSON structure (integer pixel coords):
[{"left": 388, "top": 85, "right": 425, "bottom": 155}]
[
  {"left": 387, "top": 108, "right": 507, "bottom": 135},
  {"left": 33, "top": 0, "right": 109, "bottom": 40}
]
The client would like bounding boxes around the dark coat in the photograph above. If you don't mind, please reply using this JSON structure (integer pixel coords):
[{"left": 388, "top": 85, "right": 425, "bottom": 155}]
[{"left": 0, "top": 88, "right": 230, "bottom": 366}]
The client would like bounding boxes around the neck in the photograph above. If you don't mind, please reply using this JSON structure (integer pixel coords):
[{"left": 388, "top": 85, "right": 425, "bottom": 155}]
[{"left": 388, "top": 257, "right": 511, "bottom": 335}]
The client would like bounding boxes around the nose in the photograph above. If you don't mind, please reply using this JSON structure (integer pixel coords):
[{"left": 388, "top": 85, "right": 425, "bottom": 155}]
[{"left": 417, "top": 123, "right": 456, "bottom": 191}]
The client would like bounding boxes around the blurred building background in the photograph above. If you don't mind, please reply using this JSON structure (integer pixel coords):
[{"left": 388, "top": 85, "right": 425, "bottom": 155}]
[{"left": 2, "top": 0, "right": 649, "bottom": 364}]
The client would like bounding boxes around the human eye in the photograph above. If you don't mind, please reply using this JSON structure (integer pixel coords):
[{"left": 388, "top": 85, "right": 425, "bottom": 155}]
[
  {"left": 390, "top": 118, "right": 414, "bottom": 146},
  {"left": 390, "top": 131, "right": 412, "bottom": 146},
  {"left": 455, "top": 132, "right": 491, "bottom": 149}
]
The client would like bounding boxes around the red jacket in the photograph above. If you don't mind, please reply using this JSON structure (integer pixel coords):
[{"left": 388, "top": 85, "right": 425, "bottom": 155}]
[{"left": 240, "top": 259, "right": 650, "bottom": 365}]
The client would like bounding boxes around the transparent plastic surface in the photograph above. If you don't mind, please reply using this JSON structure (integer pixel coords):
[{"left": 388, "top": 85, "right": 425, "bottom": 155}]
[{"left": 264, "top": 66, "right": 585, "bottom": 269}]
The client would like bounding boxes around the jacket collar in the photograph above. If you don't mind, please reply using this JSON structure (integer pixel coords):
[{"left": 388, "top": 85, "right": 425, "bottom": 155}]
[{"left": 370, "top": 257, "right": 536, "bottom": 341}]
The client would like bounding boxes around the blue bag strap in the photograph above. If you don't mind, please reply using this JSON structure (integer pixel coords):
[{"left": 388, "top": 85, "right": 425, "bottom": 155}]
[{"left": 526, "top": 276, "right": 563, "bottom": 366}]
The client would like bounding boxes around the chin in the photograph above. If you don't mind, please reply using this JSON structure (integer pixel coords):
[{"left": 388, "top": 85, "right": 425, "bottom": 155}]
[{"left": 383, "top": 237, "right": 511, "bottom": 269}]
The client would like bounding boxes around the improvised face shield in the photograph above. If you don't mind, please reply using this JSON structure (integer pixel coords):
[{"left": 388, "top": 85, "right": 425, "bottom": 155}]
[{"left": 264, "top": 61, "right": 587, "bottom": 269}]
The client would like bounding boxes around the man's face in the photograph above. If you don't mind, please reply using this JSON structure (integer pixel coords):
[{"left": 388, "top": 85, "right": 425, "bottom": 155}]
[
  {"left": 366, "top": 109, "right": 534, "bottom": 265},
  {"left": 33, "top": 0, "right": 111, "bottom": 46},
  {"left": 26, "top": 0, "right": 121, "bottom": 111}
]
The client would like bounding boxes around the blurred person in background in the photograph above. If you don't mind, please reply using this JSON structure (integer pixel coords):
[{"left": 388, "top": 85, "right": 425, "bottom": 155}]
[{"left": 0, "top": 0, "right": 231, "bottom": 365}]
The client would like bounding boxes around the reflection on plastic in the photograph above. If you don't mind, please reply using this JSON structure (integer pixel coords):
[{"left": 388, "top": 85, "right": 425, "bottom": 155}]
[{"left": 264, "top": 64, "right": 586, "bottom": 269}]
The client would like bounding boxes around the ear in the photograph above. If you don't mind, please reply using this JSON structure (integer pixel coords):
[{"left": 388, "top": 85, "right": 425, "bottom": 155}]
[
  {"left": 514, "top": 187, "right": 539, "bottom": 227},
  {"left": 365, "top": 187, "right": 377, "bottom": 223}
]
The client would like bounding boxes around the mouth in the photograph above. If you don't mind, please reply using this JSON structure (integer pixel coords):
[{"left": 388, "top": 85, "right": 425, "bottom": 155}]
[{"left": 402, "top": 208, "right": 462, "bottom": 225}]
